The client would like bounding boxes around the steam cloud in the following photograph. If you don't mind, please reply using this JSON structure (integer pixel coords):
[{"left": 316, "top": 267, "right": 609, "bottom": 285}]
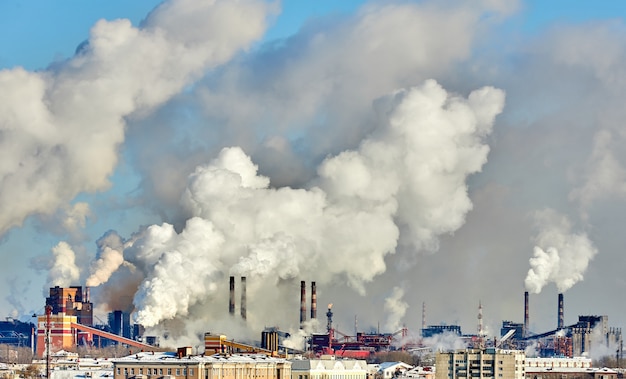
[
  {"left": 9, "top": 0, "right": 625, "bottom": 343},
  {"left": 524, "top": 209, "right": 598, "bottom": 294},
  {"left": 384, "top": 287, "right": 408, "bottom": 333},
  {"left": 0, "top": 0, "right": 272, "bottom": 236},
  {"left": 48, "top": 242, "right": 80, "bottom": 288},
  {"left": 86, "top": 231, "right": 126, "bottom": 287},
  {"left": 102, "top": 79, "right": 505, "bottom": 342}
]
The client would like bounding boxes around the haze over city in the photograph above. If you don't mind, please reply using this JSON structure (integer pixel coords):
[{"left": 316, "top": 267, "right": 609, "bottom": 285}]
[{"left": 2, "top": 0, "right": 626, "bottom": 349}]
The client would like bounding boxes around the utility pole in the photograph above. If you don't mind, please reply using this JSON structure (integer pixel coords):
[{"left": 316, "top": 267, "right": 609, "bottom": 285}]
[{"left": 45, "top": 305, "right": 52, "bottom": 379}]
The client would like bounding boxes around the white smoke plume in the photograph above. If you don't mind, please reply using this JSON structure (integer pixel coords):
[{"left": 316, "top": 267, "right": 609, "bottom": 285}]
[
  {"left": 424, "top": 331, "right": 468, "bottom": 353},
  {"left": 384, "top": 287, "right": 408, "bottom": 333},
  {"left": 588, "top": 324, "right": 620, "bottom": 360},
  {"left": 524, "top": 209, "right": 598, "bottom": 294},
  {"left": 86, "top": 230, "right": 126, "bottom": 287},
  {"left": 0, "top": 0, "right": 272, "bottom": 237},
  {"left": 100, "top": 79, "right": 506, "bottom": 344},
  {"left": 47, "top": 241, "right": 81, "bottom": 288}
]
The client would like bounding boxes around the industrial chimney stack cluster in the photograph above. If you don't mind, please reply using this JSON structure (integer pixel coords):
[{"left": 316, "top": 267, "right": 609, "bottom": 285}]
[
  {"left": 523, "top": 290, "right": 567, "bottom": 336},
  {"left": 228, "top": 276, "right": 247, "bottom": 321},
  {"left": 228, "top": 277, "right": 316, "bottom": 326},
  {"left": 299, "top": 281, "right": 317, "bottom": 328}
]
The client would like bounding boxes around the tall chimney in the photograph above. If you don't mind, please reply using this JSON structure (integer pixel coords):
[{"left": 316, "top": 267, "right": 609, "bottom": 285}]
[
  {"left": 310, "top": 281, "right": 317, "bottom": 319},
  {"left": 524, "top": 291, "right": 529, "bottom": 338},
  {"left": 240, "top": 277, "right": 247, "bottom": 320},
  {"left": 422, "top": 302, "right": 426, "bottom": 331},
  {"left": 85, "top": 286, "right": 90, "bottom": 303},
  {"left": 558, "top": 293, "right": 564, "bottom": 329},
  {"left": 300, "top": 281, "right": 306, "bottom": 326},
  {"left": 229, "top": 276, "right": 235, "bottom": 316}
]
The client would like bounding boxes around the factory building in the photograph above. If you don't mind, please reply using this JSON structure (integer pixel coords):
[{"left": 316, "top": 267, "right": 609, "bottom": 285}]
[
  {"left": 108, "top": 310, "right": 132, "bottom": 339},
  {"left": 0, "top": 318, "right": 35, "bottom": 349},
  {"left": 46, "top": 286, "right": 93, "bottom": 326},
  {"left": 501, "top": 292, "right": 623, "bottom": 359},
  {"left": 422, "top": 325, "right": 461, "bottom": 339},
  {"left": 434, "top": 348, "right": 525, "bottom": 379},
  {"left": 36, "top": 286, "right": 157, "bottom": 357},
  {"left": 112, "top": 349, "right": 291, "bottom": 379},
  {"left": 35, "top": 313, "right": 79, "bottom": 357}
]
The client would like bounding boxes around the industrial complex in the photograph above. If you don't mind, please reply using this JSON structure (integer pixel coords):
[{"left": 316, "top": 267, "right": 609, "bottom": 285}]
[{"left": 0, "top": 278, "right": 621, "bottom": 367}]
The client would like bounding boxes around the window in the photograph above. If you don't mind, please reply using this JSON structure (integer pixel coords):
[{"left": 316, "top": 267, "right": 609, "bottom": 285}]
[
  {"left": 117, "top": 368, "right": 121, "bottom": 375},
  {"left": 176, "top": 369, "right": 181, "bottom": 376},
  {"left": 183, "top": 369, "right": 187, "bottom": 376},
  {"left": 160, "top": 369, "right": 163, "bottom": 375},
  {"left": 189, "top": 369, "right": 194, "bottom": 376},
  {"left": 168, "top": 369, "right": 172, "bottom": 375},
  {"left": 131, "top": 369, "right": 135, "bottom": 375}
]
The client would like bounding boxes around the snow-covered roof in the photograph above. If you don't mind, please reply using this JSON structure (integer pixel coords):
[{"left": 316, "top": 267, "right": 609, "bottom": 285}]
[
  {"left": 378, "top": 362, "right": 413, "bottom": 372},
  {"left": 112, "top": 353, "right": 288, "bottom": 364}
]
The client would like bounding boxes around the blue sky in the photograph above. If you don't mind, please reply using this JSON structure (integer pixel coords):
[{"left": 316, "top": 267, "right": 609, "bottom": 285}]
[
  {"left": 3, "top": 0, "right": 626, "bottom": 351},
  {"left": 4, "top": 1, "right": 625, "bottom": 70}
]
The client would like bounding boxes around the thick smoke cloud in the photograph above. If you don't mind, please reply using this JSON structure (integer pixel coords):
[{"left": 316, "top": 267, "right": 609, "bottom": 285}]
[
  {"left": 0, "top": 0, "right": 272, "bottom": 236},
  {"left": 9, "top": 0, "right": 626, "bottom": 351},
  {"left": 86, "top": 231, "right": 126, "bottom": 287},
  {"left": 107, "top": 79, "right": 505, "bottom": 343}
]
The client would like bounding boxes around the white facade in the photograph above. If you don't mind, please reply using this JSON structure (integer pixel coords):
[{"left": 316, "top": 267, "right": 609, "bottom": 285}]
[
  {"left": 290, "top": 356, "right": 368, "bottom": 379},
  {"left": 525, "top": 357, "right": 592, "bottom": 369}
]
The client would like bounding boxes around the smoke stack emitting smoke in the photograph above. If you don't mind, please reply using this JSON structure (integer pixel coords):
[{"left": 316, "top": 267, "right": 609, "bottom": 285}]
[
  {"left": 311, "top": 281, "right": 317, "bottom": 320},
  {"left": 524, "top": 291, "right": 529, "bottom": 338},
  {"left": 241, "top": 276, "right": 247, "bottom": 321},
  {"left": 558, "top": 293, "right": 564, "bottom": 329},
  {"left": 524, "top": 210, "right": 598, "bottom": 295},
  {"left": 300, "top": 280, "right": 306, "bottom": 326},
  {"left": 31, "top": 0, "right": 514, "bottom": 346},
  {"left": 229, "top": 276, "right": 235, "bottom": 316},
  {"left": 73, "top": 78, "right": 504, "bottom": 344}
]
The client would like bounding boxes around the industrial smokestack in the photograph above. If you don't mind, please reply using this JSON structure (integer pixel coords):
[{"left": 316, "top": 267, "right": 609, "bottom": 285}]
[
  {"left": 558, "top": 293, "right": 564, "bottom": 329},
  {"left": 300, "top": 280, "right": 306, "bottom": 326},
  {"left": 85, "top": 286, "right": 90, "bottom": 303},
  {"left": 229, "top": 276, "right": 235, "bottom": 316},
  {"left": 422, "top": 302, "right": 426, "bottom": 331},
  {"left": 240, "top": 276, "right": 247, "bottom": 320},
  {"left": 524, "top": 291, "right": 529, "bottom": 338},
  {"left": 311, "top": 281, "right": 317, "bottom": 319}
]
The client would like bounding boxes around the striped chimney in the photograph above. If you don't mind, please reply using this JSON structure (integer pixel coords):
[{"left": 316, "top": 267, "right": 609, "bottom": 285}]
[
  {"left": 229, "top": 276, "right": 235, "bottom": 316},
  {"left": 241, "top": 276, "right": 247, "bottom": 320},
  {"left": 300, "top": 280, "right": 306, "bottom": 326},
  {"left": 311, "top": 281, "right": 317, "bottom": 319}
]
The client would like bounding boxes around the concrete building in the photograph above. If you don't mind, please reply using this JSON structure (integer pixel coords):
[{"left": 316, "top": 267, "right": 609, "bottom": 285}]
[
  {"left": 35, "top": 313, "right": 78, "bottom": 358},
  {"left": 290, "top": 356, "right": 367, "bottom": 379},
  {"left": 526, "top": 357, "right": 592, "bottom": 369},
  {"left": 46, "top": 286, "right": 93, "bottom": 326},
  {"left": 525, "top": 366, "right": 617, "bottom": 379},
  {"left": 112, "top": 349, "right": 291, "bottom": 379},
  {"left": 434, "top": 348, "right": 525, "bottom": 379}
]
